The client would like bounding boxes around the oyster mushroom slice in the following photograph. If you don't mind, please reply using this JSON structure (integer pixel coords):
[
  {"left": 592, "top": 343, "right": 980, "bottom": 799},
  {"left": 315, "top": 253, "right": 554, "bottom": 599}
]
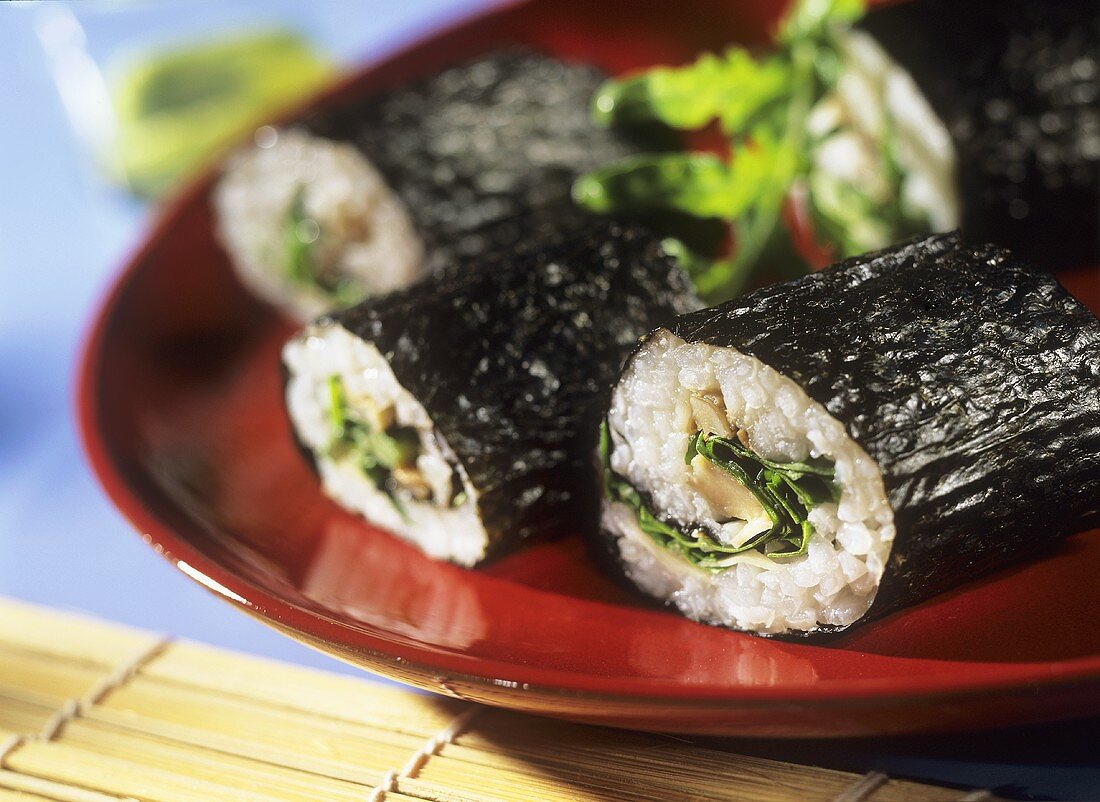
[
  {"left": 349, "top": 394, "right": 396, "bottom": 432},
  {"left": 689, "top": 392, "right": 733, "bottom": 438},
  {"left": 688, "top": 454, "right": 767, "bottom": 522},
  {"left": 718, "top": 516, "right": 774, "bottom": 549},
  {"left": 392, "top": 465, "right": 433, "bottom": 501}
]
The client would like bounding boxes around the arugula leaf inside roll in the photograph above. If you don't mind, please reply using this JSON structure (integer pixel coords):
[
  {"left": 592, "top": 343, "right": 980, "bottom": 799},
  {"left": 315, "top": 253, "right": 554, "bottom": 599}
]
[
  {"left": 600, "top": 233, "right": 1100, "bottom": 636},
  {"left": 283, "top": 220, "right": 698, "bottom": 565},
  {"left": 285, "top": 323, "right": 484, "bottom": 564}
]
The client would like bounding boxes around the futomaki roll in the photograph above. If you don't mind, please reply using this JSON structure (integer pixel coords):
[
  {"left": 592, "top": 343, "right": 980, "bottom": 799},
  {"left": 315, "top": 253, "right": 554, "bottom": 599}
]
[
  {"left": 831, "top": 0, "right": 1100, "bottom": 266},
  {"left": 283, "top": 221, "right": 698, "bottom": 565},
  {"left": 600, "top": 233, "right": 1100, "bottom": 637},
  {"left": 215, "top": 50, "right": 654, "bottom": 320}
]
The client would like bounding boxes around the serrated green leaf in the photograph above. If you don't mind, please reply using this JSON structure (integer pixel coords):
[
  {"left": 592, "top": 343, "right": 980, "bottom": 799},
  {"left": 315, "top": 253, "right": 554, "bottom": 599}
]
[
  {"left": 573, "top": 0, "right": 921, "bottom": 301},
  {"left": 574, "top": 153, "right": 740, "bottom": 218},
  {"left": 592, "top": 49, "right": 789, "bottom": 132},
  {"left": 778, "top": 0, "right": 867, "bottom": 44}
]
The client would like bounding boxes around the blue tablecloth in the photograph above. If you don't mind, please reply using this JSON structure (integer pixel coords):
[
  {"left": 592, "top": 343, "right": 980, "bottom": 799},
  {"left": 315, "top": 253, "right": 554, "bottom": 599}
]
[{"left": 0, "top": 4, "right": 1095, "bottom": 799}]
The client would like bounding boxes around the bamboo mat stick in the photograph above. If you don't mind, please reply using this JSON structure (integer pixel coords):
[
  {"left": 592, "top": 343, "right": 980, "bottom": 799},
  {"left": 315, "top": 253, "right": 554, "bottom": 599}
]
[
  {"left": 0, "top": 600, "right": 155, "bottom": 668},
  {"left": 58, "top": 719, "right": 380, "bottom": 802},
  {"left": 0, "top": 790, "right": 57, "bottom": 801},
  {"left": 0, "top": 646, "right": 107, "bottom": 705},
  {"left": 0, "top": 598, "right": 996, "bottom": 802},
  {"left": 0, "top": 766, "right": 124, "bottom": 802},
  {"left": 144, "top": 642, "right": 467, "bottom": 735},
  {"left": 0, "top": 694, "right": 56, "bottom": 737},
  {"left": 78, "top": 706, "right": 420, "bottom": 786}
]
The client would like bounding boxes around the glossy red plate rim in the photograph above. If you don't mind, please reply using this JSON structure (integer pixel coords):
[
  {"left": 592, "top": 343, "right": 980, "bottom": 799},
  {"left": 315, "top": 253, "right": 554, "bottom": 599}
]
[{"left": 75, "top": 0, "right": 1100, "bottom": 717}]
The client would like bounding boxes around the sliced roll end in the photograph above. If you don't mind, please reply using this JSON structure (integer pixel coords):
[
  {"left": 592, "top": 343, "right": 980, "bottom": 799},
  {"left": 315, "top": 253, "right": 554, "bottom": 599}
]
[
  {"left": 601, "top": 329, "right": 895, "bottom": 636},
  {"left": 216, "top": 129, "right": 426, "bottom": 322},
  {"left": 283, "top": 320, "right": 488, "bottom": 566}
]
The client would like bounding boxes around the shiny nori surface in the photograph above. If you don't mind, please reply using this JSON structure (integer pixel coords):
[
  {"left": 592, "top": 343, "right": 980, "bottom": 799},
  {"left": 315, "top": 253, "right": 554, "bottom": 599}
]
[
  {"left": 304, "top": 50, "right": 663, "bottom": 273},
  {"left": 632, "top": 233, "right": 1100, "bottom": 631},
  {"left": 326, "top": 220, "right": 698, "bottom": 561},
  {"left": 858, "top": 0, "right": 1100, "bottom": 267}
]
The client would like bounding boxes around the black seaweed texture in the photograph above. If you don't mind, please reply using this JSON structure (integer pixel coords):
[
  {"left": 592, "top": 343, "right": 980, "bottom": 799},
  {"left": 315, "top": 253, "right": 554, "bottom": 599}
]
[
  {"left": 644, "top": 233, "right": 1100, "bottom": 627},
  {"left": 859, "top": 0, "right": 1100, "bottom": 267},
  {"left": 304, "top": 50, "right": 658, "bottom": 273},
  {"left": 328, "top": 220, "right": 699, "bottom": 560}
]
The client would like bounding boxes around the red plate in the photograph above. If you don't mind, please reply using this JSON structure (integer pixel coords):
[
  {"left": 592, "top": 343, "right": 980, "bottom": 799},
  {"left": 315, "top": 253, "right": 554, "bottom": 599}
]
[{"left": 78, "top": 0, "right": 1100, "bottom": 736}]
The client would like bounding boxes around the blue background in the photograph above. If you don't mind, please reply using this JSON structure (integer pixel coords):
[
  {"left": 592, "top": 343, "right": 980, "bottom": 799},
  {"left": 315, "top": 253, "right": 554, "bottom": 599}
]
[{"left": 0, "top": 3, "right": 1095, "bottom": 799}]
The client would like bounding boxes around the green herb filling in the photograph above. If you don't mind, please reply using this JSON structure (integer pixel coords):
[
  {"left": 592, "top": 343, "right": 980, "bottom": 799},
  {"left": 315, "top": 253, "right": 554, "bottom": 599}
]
[
  {"left": 326, "top": 376, "right": 468, "bottom": 518},
  {"left": 600, "top": 421, "right": 839, "bottom": 571},
  {"left": 283, "top": 191, "right": 368, "bottom": 308}
]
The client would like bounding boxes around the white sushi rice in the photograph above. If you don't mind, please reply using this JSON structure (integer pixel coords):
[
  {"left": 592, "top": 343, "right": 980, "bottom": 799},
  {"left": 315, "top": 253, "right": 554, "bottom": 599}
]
[
  {"left": 602, "top": 329, "right": 895, "bottom": 635},
  {"left": 809, "top": 28, "right": 959, "bottom": 237},
  {"left": 283, "top": 321, "right": 488, "bottom": 566},
  {"left": 215, "top": 128, "right": 425, "bottom": 322}
]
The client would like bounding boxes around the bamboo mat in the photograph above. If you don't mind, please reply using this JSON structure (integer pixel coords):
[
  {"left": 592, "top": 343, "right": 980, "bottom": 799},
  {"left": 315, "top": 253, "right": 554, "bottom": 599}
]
[{"left": 0, "top": 598, "right": 995, "bottom": 802}]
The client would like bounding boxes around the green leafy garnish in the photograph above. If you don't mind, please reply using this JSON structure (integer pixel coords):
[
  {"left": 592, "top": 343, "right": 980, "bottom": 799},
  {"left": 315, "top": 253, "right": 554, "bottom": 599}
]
[
  {"left": 601, "top": 421, "right": 840, "bottom": 571},
  {"left": 590, "top": 49, "right": 790, "bottom": 133},
  {"left": 574, "top": 0, "right": 934, "bottom": 302},
  {"left": 575, "top": 153, "right": 741, "bottom": 219},
  {"left": 777, "top": 0, "right": 865, "bottom": 43}
]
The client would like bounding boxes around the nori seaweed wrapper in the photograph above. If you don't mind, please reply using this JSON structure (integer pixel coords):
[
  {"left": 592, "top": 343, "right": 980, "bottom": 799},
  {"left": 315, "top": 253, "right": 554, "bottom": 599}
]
[
  {"left": 652, "top": 232, "right": 1100, "bottom": 627},
  {"left": 303, "top": 49, "right": 666, "bottom": 273},
  {"left": 858, "top": 0, "right": 1100, "bottom": 267},
  {"left": 324, "top": 220, "right": 699, "bottom": 558}
]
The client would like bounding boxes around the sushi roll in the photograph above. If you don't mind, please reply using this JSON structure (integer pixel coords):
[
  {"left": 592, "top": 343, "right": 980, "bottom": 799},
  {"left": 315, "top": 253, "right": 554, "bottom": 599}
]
[
  {"left": 823, "top": 0, "right": 1100, "bottom": 266},
  {"left": 580, "top": 0, "right": 1098, "bottom": 300},
  {"left": 283, "top": 220, "right": 698, "bottom": 566},
  {"left": 215, "top": 50, "right": 654, "bottom": 320},
  {"left": 600, "top": 233, "right": 1100, "bottom": 637}
]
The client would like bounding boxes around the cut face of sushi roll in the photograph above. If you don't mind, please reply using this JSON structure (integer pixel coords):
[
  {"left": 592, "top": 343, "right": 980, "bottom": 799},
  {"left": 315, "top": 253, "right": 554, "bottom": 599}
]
[
  {"left": 284, "top": 220, "right": 699, "bottom": 565},
  {"left": 285, "top": 323, "right": 485, "bottom": 565},
  {"left": 601, "top": 233, "right": 1100, "bottom": 636},
  {"left": 806, "top": 27, "right": 959, "bottom": 251},
  {"left": 216, "top": 130, "right": 425, "bottom": 320},
  {"left": 601, "top": 337, "right": 891, "bottom": 634},
  {"left": 216, "top": 50, "right": 654, "bottom": 320}
]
